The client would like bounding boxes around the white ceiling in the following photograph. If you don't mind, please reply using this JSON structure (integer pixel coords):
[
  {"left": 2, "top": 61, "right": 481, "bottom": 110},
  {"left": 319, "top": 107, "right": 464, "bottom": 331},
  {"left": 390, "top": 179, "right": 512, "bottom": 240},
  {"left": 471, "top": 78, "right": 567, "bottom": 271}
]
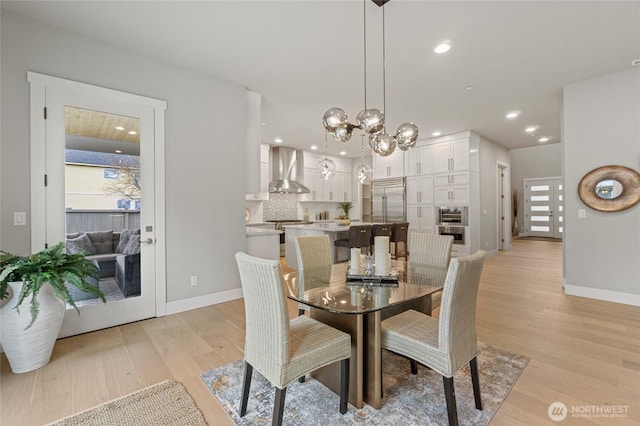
[{"left": 3, "top": 1, "right": 639, "bottom": 158}]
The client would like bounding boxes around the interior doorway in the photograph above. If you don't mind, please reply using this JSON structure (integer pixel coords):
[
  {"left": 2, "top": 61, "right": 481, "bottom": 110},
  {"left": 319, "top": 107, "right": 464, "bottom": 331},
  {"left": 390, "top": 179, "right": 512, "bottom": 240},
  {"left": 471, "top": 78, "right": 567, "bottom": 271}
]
[{"left": 28, "top": 72, "right": 167, "bottom": 338}]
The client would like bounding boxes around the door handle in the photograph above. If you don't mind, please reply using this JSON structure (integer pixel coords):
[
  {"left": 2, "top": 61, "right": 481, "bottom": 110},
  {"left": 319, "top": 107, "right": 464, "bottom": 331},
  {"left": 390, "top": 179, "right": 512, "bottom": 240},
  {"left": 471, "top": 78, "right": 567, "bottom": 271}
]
[{"left": 142, "top": 237, "right": 154, "bottom": 245}]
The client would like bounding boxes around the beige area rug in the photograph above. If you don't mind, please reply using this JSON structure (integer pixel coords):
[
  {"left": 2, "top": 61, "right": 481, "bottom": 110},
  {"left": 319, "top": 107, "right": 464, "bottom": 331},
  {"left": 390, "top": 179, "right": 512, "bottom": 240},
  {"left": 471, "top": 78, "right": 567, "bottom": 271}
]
[{"left": 49, "top": 380, "right": 207, "bottom": 426}]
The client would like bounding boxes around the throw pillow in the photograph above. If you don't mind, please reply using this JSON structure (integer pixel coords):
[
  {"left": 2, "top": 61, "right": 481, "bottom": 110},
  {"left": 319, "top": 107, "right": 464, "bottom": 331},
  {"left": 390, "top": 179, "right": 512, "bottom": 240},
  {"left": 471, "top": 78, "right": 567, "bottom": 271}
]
[
  {"left": 123, "top": 235, "right": 141, "bottom": 255},
  {"left": 116, "top": 229, "right": 133, "bottom": 253},
  {"left": 87, "top": 230, "right": 114, "bottom": 254},
  {"left": 66, "top": 233, "right": 97, "bottom": 255}
]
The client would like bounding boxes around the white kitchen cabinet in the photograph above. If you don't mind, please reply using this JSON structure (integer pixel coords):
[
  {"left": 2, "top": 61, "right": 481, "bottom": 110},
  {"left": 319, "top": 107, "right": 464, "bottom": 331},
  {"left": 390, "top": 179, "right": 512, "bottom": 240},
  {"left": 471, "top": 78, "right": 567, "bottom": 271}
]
[
  {"left": 404, "top": 144, "right": 434, "bottom": 176},
  {"left": 406, "top": 175, "right": 433, "bottom": 205},
  {"left": 301, "top": 167, "right": 323, "bottom": 201},
  {"left": 373, "top": 150, "right": 404, "bottom": 179},
  {"left": 434, "top": 184, "right": 470, "bottom": 206},
  {"left": 433, "top": 138, "right": 469, "bottom": 174},
  {"left": 407, "top": 204, "right": 436, "bottom": 237},
  {"left": 433, "top": 171, "right": 470, "bottom": 186}
]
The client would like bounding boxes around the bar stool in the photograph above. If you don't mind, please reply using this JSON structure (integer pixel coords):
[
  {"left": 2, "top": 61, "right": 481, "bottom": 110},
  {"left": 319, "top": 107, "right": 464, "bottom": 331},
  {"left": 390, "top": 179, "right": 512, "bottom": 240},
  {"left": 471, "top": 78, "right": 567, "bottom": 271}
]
[
  {"left": 370, "top": 223, "right": 392, "bottom": 253},
  {"left": 335, "top": 225, "right": 372, "bottom": 262},
  {"left": 390, "top": 222, "right": 409, "bottom": 260}
]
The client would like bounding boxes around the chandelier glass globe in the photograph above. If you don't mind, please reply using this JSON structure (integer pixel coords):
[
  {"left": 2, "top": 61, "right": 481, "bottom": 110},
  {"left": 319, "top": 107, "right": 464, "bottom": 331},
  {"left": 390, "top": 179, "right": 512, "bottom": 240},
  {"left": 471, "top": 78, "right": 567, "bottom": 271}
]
[
  {"left": 354, "top": 163, "right": 372, "bottom": 184},
  {"left": 317, "top": 158, "right": 336, "bottom": 180}
]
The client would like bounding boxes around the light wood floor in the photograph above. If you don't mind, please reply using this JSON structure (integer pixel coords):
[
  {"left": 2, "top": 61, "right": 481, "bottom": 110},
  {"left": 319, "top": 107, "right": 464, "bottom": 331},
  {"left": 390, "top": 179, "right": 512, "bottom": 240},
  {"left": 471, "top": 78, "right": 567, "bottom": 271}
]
[{"left": 1, "top": 240, "right": 638, "bottom": 425}]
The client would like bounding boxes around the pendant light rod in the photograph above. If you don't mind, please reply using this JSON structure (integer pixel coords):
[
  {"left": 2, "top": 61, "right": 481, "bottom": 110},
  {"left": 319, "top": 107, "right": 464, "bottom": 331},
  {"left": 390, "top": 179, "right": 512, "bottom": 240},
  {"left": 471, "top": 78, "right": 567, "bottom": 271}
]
[{"left": 363, "top": 0, "right": 367, "bottom": 110}]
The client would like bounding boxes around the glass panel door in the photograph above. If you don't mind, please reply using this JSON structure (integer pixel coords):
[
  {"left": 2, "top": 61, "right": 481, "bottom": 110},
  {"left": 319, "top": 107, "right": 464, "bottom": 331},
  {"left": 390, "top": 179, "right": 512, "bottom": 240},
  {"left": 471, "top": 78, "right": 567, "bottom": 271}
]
[
  {"left": 43, "top": 86, "right": 157, "bottom": 338},
  {"left": 524, "top": 178, "right": 563, "bottom": 238}
]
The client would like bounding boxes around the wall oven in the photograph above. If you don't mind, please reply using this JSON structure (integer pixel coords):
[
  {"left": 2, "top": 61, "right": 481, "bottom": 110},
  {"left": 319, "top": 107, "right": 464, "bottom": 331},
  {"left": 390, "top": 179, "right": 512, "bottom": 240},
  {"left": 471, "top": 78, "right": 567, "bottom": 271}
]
[
  {"left": 438, "top": 225, "right": 465, "bottom": 245},
  {"left": 437, "top": 206, "right": 468, "bottom": 226}
]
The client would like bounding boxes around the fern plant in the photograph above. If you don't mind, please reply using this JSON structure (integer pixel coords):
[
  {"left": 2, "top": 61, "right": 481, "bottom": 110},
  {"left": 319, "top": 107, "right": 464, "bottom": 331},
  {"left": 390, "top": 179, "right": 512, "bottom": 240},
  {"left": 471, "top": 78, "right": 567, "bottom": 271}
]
[
  {"left": 337, "top": 201, "right": 353, "bottom": 219},
  {"left": 0, "top": 242, "right": 105, "bottom": 328}
]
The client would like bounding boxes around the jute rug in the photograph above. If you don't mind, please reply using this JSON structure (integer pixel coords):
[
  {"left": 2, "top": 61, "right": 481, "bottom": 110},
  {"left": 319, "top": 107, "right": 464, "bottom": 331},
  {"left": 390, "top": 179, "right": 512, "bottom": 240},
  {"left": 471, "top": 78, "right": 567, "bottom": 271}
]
[
  {"left": 201, "top": 342, "right": 528, "bottom": 425},
  {"left": 49, "top": 379, "right": 207, "bottom": 425}
]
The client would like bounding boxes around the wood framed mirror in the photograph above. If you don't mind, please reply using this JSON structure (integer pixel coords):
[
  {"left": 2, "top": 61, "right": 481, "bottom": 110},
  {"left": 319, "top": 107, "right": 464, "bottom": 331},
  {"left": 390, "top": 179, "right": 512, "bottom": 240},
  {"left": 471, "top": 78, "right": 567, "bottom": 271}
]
[{"left": 578, "top": 165, "right": 640, "bottom": 212}]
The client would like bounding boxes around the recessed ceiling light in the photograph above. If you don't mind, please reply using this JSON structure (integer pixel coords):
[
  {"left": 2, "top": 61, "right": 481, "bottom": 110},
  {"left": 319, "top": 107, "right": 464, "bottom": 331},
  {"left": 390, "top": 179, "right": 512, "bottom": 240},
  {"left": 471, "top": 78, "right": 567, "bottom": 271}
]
[
  {"left": 274, "top": 137, "right": 283, "bottom": 143},
  {"left": 127, "top": 130, "right": 137, "bottom": 135},
  {"left": 506, "top": 111, "right": 520, "bottom": 119},
  {"left": 434, "top": 43, "right": 451, "bottom": 54},
  {"left": 339, "top": 151, "right": 347, "bottom": 156},
  {"left": 525, "top": 126, "right": 537, "bottom": 133},
  {"left": 114, "top": 149, "right": 122, "bottom": 154},
  {"left": 261, "top": 122, "right": 267, "bottom": 126},
  {"left": 465, "top": 85, "right": 474, "bottom": 91},
  {"left": 310, "top": 145, "right": 318, "bottom": 150},
  {"left": 115, "top": 126, "right": 125, "bottom": 131},
  {"left": 432, "top": 131, "right": 442, "bottom": 137},
  {"left": 538, "top": 137, "right": 550, "bottom": 143}
]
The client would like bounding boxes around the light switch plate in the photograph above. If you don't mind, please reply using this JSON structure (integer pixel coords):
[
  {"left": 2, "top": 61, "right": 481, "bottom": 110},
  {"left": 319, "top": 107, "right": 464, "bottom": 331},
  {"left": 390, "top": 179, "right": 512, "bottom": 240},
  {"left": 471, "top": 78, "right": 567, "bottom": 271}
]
[
  {"left": 578, "top": 209, "right": 586, "bottom": 219},
  {"left": 13, "top": 211, "right": 26, "bottom": 226}
]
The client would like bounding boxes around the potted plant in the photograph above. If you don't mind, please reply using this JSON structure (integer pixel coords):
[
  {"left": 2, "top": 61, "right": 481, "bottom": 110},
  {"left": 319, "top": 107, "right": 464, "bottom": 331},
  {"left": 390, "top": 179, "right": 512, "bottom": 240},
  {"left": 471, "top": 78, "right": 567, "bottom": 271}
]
[
  {"left": 0, "top": 242, "right": 105, "bottom": 373},
  {"left": 335, "top": 201, "right": 353, "bottom": 226}
]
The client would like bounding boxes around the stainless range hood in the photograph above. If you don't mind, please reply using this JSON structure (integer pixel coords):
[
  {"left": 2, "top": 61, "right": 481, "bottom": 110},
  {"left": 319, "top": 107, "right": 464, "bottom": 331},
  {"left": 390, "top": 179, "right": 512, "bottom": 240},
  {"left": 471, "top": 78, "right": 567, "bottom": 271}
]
[{"left": 268, "top": 146, "right": 310, "bottom": 194}]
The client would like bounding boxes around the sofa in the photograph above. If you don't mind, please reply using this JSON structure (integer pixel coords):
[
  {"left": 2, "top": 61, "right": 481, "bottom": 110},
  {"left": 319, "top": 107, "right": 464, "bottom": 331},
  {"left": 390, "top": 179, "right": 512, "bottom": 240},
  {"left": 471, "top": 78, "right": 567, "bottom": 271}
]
[{"left": 66, "top": 229, "right": 141, "bottom": 297}]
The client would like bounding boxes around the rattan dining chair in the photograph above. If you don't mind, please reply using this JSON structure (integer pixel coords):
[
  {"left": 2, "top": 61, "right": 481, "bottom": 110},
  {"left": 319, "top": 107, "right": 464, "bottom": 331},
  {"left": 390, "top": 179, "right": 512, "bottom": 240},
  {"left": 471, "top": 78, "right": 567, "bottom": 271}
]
[
  {"left": 409, "top": 233, "right": 454, "bottom": 267},
  {"left": 380, "top": 250, "right": 486, "bottom": 426},
  {"left": 294, "top": 235, "right": 333, "bottom": 316},
  {"left": 235, "top": 252, "right": 351, "bottom": 426}
]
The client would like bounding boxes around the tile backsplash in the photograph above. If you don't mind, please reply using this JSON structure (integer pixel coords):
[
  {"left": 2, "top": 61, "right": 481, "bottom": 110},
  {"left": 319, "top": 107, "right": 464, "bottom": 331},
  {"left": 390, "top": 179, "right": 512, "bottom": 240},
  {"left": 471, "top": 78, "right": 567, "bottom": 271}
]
[{"left": 264, "top": 193, "right": 299, "bottom": 220}]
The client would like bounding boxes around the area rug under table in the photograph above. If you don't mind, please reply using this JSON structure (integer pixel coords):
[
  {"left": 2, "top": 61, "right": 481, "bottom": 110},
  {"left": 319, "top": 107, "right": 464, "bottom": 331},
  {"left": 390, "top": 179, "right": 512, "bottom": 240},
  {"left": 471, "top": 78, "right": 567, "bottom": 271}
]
[
  {"left": 201, "top": 342, "right": 528, "bottom": 425},
  {"left": 49, "top": 379, "right": 207, "bottom": 426}
]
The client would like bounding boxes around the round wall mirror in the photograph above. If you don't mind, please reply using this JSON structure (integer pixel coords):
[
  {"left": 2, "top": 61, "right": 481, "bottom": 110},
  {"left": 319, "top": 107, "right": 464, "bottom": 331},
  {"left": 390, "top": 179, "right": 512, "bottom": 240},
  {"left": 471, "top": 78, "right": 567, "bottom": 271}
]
[
  {"left": 578, "top": 165, "right": 640, "bottom": 212},
  {"left": 594, "top": 179, "right": 623, "bottom": 199}
]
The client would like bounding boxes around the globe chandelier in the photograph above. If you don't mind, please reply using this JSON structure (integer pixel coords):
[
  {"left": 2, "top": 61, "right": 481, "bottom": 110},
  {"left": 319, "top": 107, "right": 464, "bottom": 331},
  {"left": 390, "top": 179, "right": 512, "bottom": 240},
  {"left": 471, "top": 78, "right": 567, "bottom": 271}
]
[{"left": 322, "top": 0, "right": 419, "bottom": 158}]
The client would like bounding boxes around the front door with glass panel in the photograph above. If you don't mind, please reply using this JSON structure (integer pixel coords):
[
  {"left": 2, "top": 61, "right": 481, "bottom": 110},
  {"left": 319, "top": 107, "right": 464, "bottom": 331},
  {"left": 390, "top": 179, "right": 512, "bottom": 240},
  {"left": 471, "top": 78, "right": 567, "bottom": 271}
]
[
  {"left": 524, "top": 178, "right": 564, "bottom": 238},
  {"left": 29, "top": 73, "right": 165, "bottom": 338}
]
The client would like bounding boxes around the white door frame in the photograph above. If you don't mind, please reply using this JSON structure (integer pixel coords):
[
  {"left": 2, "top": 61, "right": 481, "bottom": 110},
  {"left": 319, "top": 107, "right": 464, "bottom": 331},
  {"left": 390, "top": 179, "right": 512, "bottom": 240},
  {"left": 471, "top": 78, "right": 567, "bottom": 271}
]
[
  {"left": 496, "top": 161, "right": 511, "bottom": 251},
  {"left": 28, "top": 72, "right": 167, "bottom": 331}
]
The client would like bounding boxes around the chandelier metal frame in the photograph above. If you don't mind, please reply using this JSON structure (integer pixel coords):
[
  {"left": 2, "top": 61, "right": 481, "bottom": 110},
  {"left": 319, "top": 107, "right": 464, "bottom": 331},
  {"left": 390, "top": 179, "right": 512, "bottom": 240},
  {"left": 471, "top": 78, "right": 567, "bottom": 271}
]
[{"left": 322, "top": 0, "right": 419, "bottom": 157}]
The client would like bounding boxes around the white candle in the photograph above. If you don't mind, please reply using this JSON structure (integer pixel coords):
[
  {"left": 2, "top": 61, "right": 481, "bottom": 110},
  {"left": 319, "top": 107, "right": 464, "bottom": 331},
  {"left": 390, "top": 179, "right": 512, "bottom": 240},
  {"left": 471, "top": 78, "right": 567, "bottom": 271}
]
[
  {"left": 374, "top": 236, "right": 390, "bottom": 275},
  {"left": 350, "top": 248, "right": 362, "bottom": 274}
]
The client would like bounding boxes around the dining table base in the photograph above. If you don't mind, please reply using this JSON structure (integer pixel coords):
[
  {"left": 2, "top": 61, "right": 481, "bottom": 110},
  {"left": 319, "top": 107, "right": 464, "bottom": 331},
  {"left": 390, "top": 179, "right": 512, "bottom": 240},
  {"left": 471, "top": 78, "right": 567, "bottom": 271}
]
[{"left": 310, "top": 295, "right": 435, "bottom": 410}]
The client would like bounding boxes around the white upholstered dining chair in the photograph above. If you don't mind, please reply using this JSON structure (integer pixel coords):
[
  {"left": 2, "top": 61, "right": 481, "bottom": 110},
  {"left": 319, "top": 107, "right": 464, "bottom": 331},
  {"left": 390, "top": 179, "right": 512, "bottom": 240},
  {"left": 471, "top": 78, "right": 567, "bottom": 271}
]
[
  {"left": 409, "top": 233, "right": 454, "bottom": 267},
  {"left": 235, "top": 252, "right": 351, "bottom": 426},
  {"left": 381, "top": 250, "right": 486, "bottom": 426},
  {"left": 294, "top": 235, "right": 333, "bottom": 316}
]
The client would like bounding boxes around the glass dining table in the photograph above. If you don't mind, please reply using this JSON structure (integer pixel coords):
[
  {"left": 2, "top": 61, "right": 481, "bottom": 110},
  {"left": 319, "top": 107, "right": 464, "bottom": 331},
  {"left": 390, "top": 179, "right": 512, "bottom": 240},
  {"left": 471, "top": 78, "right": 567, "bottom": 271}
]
[{"left": 282, "top": 261, "right": 447, "bottom": 410}]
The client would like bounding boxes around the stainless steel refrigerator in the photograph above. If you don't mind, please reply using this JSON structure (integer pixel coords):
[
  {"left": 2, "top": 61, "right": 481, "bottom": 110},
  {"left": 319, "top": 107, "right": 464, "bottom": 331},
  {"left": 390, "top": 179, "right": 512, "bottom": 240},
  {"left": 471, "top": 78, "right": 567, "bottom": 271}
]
[{"left": 372, "top": 177, "right": 406, "bottom": 223}]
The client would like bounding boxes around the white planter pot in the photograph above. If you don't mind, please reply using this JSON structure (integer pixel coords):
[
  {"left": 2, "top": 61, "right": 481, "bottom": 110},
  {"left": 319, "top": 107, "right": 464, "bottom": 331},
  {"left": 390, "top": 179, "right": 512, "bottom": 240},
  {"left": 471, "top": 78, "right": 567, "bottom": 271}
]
[{"left": 0, "top": 281, "right": 65, "bottom": 373}]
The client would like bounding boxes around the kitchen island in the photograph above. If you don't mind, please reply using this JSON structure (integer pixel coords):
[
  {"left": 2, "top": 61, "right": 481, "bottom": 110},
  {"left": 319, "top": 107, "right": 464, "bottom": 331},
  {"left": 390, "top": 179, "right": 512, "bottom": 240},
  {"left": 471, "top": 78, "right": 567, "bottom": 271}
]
[
  {"left": 284, "top": 222, "right": 373, "bottom": 269},
  {"left": 245, "top": 227, "right": 282, "bottom": 260}
]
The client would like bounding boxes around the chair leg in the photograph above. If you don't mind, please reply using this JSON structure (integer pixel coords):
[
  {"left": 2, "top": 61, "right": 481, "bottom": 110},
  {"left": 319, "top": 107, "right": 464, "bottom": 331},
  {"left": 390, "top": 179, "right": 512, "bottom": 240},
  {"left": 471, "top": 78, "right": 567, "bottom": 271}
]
[
  {"left": 298, "top": 308, "right": 305, "bottom": 316},
  {"left": 298, "top": 375, "right": 305, "bottom": 383},
  {"left": 470, "top": 356, "right": 483, "bottom": 410},
  {"left": 443, "top": 376, "right": 459, "bottom": 426},
  {"left": 410, "top": 359, "right": 418, "bottom": 375},
  {"left": 273, "top": 387, "right": 287, "bottom": 426},
  {"left": 340, "top": 358, "right": 350, "bottom": 414},
  {"left": 240, "top": 361, "right": 253, "bottom": 417}
]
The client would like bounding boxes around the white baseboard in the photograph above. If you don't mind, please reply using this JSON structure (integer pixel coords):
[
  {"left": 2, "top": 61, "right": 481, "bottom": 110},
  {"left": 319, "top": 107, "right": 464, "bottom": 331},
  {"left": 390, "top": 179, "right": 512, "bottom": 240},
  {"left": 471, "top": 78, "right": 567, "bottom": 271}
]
[
  {"left": 485, "top": 249, "right": 499, "bottom": 258},
  {"left": 165, "top": 287, "right": 244, "bottom": 316},
  {"left": 563, "top": 281, "right": 640, "bottom": 306}
]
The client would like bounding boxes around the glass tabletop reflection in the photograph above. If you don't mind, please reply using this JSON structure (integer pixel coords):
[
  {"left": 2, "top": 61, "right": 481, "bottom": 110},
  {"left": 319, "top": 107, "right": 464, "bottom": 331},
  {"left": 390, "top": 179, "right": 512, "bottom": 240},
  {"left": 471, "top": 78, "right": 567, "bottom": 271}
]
[{"left": 283, "top": 261, "right": 446, "bottom": 315}]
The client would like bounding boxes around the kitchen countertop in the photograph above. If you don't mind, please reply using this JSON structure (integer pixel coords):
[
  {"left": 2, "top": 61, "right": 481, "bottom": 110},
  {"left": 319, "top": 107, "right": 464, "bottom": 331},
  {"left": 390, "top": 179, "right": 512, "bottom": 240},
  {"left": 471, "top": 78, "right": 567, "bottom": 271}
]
[
  {"left": 245, "top": 227, "right": 282, "bottom": 236},
  {"left": 283, "top": 222, "right": 373, "bottom": 233}
]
